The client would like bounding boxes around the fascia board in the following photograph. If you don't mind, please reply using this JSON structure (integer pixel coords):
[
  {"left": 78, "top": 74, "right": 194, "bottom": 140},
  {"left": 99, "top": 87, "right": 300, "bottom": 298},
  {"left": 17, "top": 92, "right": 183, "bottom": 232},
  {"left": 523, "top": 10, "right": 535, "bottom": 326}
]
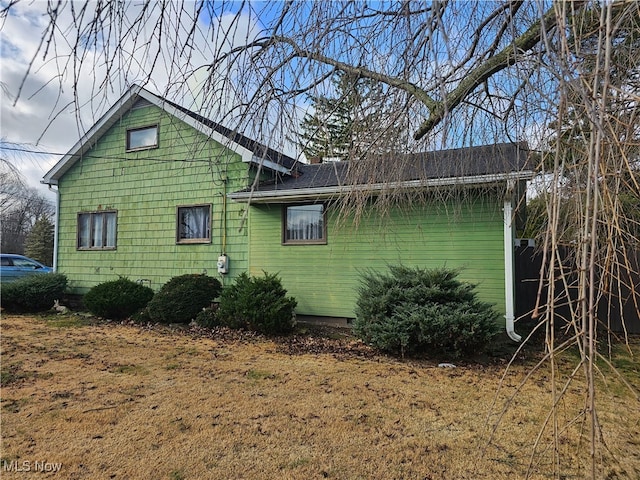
[
  {"left": 228, "top": 170, "right": 536, "bottom": 203},
  {"left": 151, "top": 95, "right": 291, "bottom": 172},
  {"left": 148, "top": 92, "right": 255, "bottom": 164},
  {"left": 42, "top": 85, "right": 144, "bottom": 185},
  {"left": 42, "top": 85, "right": 260, "bottom": 185},
  {"left": 249, "top": 155, "right": 291, "bottom": 175}
]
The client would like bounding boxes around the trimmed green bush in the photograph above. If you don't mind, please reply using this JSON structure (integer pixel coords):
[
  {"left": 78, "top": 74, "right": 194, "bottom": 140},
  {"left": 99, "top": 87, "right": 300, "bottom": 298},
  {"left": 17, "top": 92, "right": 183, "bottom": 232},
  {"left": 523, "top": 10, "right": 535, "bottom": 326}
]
[
  {"left": 353, "top": 266, "right": 500, "bottom": 358},
  {"left": 217, "top": 272, "right": 297, "bottom": 335},
  {"left": 194, "top": 306, "right": 220, "bottom": 328},
  {"left": 146, "top": 274, "right": 222, "bottom": 324},
  {"left": 131, "top": 307, "right": 153, "bottom": 324},
  {"left": 0, "top": 273, "right": 68, "bottom": 312},
  {"left": 83, "top": 277, "right": 154, "bottom": 320}
]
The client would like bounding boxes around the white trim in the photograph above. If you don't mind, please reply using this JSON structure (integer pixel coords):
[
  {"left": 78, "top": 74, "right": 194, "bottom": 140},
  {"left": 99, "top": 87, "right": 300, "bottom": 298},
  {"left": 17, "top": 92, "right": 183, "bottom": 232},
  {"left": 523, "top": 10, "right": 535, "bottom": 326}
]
[
  {"left": 42, "top": 85, "right": 288, "bottom": 185},
  {"left": 503, "top": 197, "right": 521, "bottom": 342},
  {"left": 249, "top": 154, "right": 291, "bottom": 175},
  {"left": 50, "top": 185, "right": 60, "bottom": 271},
  {"left": 228, "top": 171, "right": 535, "bottom": 203},
  {"left": 42, "top": 85, "right": 145, "bottom": 185},
  {"left": 151, "top": 94, "right": 255, "bottom": 165}
]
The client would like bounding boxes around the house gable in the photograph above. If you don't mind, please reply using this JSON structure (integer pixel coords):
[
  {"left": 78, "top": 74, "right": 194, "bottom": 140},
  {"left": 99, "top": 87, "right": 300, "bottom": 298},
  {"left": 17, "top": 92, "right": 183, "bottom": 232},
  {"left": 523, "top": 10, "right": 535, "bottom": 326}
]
[{"left": 43, "top": 85, "right": 297, "bottom": 186}]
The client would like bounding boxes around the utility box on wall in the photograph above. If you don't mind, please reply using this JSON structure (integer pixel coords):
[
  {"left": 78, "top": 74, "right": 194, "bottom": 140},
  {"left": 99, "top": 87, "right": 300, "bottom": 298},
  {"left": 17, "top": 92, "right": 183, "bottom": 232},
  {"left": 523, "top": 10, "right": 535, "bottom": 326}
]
[{"left": 217, "top": 254, "right": 228, "bottom": 274}]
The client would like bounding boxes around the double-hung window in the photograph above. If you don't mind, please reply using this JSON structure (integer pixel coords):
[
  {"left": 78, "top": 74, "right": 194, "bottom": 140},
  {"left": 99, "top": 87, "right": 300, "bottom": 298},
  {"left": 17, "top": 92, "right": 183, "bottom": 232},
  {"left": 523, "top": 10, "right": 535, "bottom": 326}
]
[
  {"left": 283, "top": 203, "right": 326, "bottom": 244},
  {"left": 77, "top": 211, "right": 117, "bottom": 250},
  {"left": 177, "top": 204, "right": 211, "bottom": 244}
]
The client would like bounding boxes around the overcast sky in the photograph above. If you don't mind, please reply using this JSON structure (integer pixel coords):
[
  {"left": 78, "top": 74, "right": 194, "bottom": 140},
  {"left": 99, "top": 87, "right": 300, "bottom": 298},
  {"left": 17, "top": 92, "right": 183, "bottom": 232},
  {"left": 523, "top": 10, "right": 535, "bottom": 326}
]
[{"left": 1, "top": 3, "right": 76, "bottom": 199}]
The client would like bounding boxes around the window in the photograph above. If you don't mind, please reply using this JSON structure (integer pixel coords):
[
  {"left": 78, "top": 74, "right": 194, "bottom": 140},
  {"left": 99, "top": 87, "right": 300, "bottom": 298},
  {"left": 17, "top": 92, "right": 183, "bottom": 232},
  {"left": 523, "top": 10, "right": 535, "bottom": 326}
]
[
  {"left": 177, "top": 205, "right": 211, "bottom": 243},
  {"left": 77, "top": 211, "right": 117, "bottom": 250},
  {"left": 126, "top": 125, "right": 158, "bottom": 151},
  {"left": 12, "top": 257, "right": 41, "bottom": 268},
  {"left": 283, "top": 203, "right": 326, "bottom": 244}
]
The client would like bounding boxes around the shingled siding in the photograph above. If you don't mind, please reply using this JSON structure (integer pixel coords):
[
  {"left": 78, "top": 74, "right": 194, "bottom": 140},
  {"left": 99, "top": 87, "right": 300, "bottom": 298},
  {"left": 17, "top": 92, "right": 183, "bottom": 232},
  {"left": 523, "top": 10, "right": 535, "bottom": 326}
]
[
  {"left": 248, "top": 196, "right": 506, "bottom": 319},
  {"left": 57, "top": 104, "right": 250, "bottom": 293}
]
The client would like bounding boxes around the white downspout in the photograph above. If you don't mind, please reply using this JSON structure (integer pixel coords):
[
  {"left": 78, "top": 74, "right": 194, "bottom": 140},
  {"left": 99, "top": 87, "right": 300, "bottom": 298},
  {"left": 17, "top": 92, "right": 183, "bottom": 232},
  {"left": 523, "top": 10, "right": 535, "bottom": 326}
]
[
  {"left": 503, "top": 196, "right": 521, "bottom": 342},
  {"left": 49, "top": 185, "right": 60, "bottom": 271}
]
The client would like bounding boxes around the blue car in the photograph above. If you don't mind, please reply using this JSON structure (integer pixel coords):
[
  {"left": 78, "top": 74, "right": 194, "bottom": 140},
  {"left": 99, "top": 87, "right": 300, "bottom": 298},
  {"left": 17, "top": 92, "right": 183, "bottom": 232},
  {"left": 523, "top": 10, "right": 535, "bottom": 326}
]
[{"left": 0, "top": 254, "right": 53, "bottom": 282}]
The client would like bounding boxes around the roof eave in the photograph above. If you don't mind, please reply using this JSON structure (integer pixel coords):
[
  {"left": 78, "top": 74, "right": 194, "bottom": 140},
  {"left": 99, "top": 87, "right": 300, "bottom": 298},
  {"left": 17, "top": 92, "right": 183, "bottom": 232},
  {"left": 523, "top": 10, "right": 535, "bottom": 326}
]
[
  {"left": 42, "top": 85, "right": 146, "bottom": 185},
  {"left": 228, "top": 171, "right": 535, "bottom": 204},
  {"left": 41, "top": 85, "right": 291, "bottom": 184},
  {"left": 247, "top": 155, "right": 292, "bottom": 175}
]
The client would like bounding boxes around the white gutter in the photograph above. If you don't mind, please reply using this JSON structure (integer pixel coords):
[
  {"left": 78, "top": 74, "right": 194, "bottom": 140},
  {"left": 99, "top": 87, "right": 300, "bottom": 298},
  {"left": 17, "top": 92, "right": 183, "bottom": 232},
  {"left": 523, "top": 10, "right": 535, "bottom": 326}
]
[
  {"left": 49, "top": 185, "right": 60, "bottom": 272},
  {"left": 228, "top": 171, "right": 535, "bottom": 203},
  {"left": 503, "top": 195, "right": 521, "bottom": 342}
]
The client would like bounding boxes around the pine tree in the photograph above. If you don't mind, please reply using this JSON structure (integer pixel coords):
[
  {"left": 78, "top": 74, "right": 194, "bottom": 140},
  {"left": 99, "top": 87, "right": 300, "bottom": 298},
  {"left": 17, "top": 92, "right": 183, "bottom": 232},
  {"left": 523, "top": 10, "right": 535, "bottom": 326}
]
[
  {"left": 24, "top": 216, "right": 54, "bottom": 266},
  {"left": 298, "top": 72, "right": 382, "bottom": 162}
]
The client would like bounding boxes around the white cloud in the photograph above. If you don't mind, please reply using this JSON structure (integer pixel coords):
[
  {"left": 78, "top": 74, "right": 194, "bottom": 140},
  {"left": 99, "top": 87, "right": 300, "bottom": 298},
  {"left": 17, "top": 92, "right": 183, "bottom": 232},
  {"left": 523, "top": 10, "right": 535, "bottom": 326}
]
[{"left": 0, "top": 1, "right": 261, "bottom": 197}]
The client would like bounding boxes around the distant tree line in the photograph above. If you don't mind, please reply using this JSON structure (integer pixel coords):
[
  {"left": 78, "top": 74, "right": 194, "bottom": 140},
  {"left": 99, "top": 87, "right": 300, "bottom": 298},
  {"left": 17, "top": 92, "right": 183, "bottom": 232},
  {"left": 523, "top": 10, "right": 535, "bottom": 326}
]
[{"left": 1, "top": 158, "right": 55, "bottom": 265}]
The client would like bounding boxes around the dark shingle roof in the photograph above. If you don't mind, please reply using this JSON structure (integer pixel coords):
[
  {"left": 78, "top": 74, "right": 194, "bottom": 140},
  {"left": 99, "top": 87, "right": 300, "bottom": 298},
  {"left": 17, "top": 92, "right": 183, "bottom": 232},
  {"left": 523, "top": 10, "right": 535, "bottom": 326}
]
[
  {"left": 163, "top": 98, "right": 298, "bottom": 171},
  {"left": 244, "top": 142, "right": 532, "bottom": 195}
]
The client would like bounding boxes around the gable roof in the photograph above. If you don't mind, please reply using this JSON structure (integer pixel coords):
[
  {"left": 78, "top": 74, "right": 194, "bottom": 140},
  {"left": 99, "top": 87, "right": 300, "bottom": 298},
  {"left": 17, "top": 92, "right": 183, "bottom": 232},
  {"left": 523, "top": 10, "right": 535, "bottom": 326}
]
[
  {"left": 42, "top": 85, "right": 297, "bottom": 185},
  {"left": 229, "top": 142, "right": 535, "bottom": 203}
]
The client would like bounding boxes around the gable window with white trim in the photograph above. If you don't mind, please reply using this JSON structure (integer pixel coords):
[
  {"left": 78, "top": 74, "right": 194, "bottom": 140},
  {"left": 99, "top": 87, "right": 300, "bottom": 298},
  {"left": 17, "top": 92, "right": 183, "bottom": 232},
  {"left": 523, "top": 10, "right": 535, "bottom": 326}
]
[
  {"left": 283, "top": 203, "right": 326, "bottom": 245},
  {"left": 126, "top": 125, "right": 158, "bottom": 151},
  {"left": 177, "top": 204, "right": 211, "bottom": 244},
  {"left": 77, "top": 211, "right": 117, "bottom": 250}
]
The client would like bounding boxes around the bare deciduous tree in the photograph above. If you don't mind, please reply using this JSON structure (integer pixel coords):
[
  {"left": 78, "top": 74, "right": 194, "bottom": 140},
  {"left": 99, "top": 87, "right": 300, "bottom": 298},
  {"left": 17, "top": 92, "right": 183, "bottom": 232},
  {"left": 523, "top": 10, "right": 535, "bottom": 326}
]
[
  {"left": 1, "top": 151, "right": 25, "bottom": 213},
  {"left": 1, "top": 139, "right": 56, "bottom": 254},
  {"left": 2, "top": 1, "right": 638, "bottom": 478}
]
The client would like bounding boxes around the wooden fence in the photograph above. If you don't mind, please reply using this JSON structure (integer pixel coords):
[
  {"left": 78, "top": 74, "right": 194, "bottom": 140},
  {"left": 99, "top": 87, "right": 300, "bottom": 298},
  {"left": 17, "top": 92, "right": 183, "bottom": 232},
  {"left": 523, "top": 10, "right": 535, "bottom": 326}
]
[{"left": 514, "top": 245, "right": 640, "bottom": 335}]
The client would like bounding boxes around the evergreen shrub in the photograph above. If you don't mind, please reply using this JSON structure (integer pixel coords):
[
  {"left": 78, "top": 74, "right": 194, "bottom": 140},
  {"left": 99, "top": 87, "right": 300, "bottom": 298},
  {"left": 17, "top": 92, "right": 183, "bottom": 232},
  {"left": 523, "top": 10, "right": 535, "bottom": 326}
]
[
  {"left": 217, "top": 272, "right": 297, "bottom": 335},
  {"left": 83, "top": 277, "right": 154, "bottom": 320},
  {"left": 24, "top": 216, "right": 55, "bottom": 266},
  {"left": 353, "top": 266, "right": 500, "bottom": 358},
  {"left": 0, "top": 273, "right": 68, "bottom": 312},
  {"left": 194, "top": 306, "right": 220, "bottom": 328},
  {"left": 146, "top": 274, "right": 222, "bottom": 324}
]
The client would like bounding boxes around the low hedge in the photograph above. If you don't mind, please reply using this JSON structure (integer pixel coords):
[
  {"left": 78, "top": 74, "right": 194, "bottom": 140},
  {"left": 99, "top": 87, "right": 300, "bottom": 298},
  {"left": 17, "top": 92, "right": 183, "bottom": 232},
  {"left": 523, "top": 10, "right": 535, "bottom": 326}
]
[
  {"left": 146, "top": 274, "right": 222, "bottom": 324},
  {"left": 216, "top": 272, "right": 297, "bottom": 335},
  {"left": 1, "top": 273, "right": 68, "bottom": 313}
]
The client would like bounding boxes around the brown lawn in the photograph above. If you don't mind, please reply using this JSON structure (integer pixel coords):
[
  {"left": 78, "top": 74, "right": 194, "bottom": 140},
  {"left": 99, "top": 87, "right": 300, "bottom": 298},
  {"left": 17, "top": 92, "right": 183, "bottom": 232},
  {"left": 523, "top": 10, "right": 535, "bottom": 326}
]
[{"left": 1, "top": 314, "right": 639, "bottom": 479}]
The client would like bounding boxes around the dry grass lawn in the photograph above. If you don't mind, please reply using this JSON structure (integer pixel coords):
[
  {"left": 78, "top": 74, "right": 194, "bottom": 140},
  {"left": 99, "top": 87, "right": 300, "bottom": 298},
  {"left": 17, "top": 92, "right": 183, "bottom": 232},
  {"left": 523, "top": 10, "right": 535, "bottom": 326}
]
[{"left": 1, "top": 314, "right": 639, "bottom": 479}]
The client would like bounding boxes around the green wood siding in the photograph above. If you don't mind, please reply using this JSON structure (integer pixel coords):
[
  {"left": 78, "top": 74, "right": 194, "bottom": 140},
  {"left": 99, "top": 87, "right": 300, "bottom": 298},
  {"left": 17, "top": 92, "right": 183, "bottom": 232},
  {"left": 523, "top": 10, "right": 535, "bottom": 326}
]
[
  {"left": 248, "top": 197, "right": 506, "bottom": 318},
  {"left": 57, "top": 104, "right": 250, "bottom": 293}
]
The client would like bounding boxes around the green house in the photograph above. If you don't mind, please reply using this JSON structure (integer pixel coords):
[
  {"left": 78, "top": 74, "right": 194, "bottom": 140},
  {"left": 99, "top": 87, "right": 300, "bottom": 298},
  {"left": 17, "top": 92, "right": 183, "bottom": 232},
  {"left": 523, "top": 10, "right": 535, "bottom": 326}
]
[
  {"left": 42, "top": 85, "right": 296, "bottom": 291},
  {"left": 43, "top": 85, "right": 534, "bottom": 341}
]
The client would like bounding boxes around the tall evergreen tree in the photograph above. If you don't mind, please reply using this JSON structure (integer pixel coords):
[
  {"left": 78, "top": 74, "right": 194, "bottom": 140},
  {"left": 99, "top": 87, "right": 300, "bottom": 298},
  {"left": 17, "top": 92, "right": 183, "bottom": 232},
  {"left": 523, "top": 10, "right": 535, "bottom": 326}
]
[
  {"left": 298, "top": 72, "right": 383, "bottom": 162},
  {"left": 24, "top": 216, "right": 54, "bottom": 266}
]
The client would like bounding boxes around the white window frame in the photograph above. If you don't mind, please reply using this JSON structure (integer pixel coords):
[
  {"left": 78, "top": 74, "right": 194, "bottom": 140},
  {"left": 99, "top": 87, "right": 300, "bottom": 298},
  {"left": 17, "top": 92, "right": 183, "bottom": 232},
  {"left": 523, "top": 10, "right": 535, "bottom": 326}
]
[{"left": 126, "top": 125, "right": 158, "bottom": 151}]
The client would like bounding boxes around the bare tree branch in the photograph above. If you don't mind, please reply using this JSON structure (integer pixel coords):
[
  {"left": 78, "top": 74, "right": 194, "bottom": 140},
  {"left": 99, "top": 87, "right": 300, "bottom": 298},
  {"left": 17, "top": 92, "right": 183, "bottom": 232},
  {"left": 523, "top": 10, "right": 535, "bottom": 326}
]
[{"left": 413, "top": 2, "right": 583, "bottom": 139}]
